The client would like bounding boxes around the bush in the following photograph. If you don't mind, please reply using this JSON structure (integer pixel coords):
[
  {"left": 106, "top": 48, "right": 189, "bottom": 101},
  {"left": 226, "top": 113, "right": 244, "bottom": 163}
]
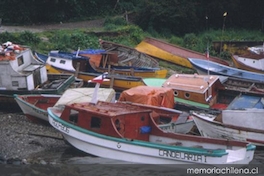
[{"left": 183, "top": 33, "right": 199, "bottom": 50}]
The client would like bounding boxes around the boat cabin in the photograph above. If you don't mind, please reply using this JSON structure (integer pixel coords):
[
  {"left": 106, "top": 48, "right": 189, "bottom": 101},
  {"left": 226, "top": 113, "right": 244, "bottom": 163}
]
[
  {"left": 46, "top": 51, "right": 96, "bottom": 74},
  {"left": 162, "top": 74, "right": 236, "bottom": 109},
  {"left": 60, "top": 101, "right": 158, "bottom": 141},
  {"left": 58, "top": 101, "right": 183, "bottom": 141},
  {"left": 0, "top": 45, "right": 47, "bottom": 90}
]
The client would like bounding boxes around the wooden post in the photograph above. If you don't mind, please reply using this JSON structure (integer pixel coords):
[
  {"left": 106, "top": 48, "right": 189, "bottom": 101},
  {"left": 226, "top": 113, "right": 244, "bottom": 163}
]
[
  {"left": 110, "top": 70, "right": 115, "bottom": 88},
  {"left": 102, "top": 54, "right": 108, "bottom": 68},
  {"left": 108, "top": 64, "right": 111, "bottom": 73},
  {"left": 75, "top": 62, "right": 80, "bottom": 77},
  {"left": 130, "top": 68, "right": 134, "bottom": 76}
]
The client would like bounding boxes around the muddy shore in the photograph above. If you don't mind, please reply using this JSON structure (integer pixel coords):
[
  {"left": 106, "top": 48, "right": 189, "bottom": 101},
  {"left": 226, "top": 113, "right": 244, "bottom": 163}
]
[
  {"left": 1, "top": 112, "right": 264, "bottom": 176},
  {"left": 0, "top": 112, "right": 68, "bottom": 165}
]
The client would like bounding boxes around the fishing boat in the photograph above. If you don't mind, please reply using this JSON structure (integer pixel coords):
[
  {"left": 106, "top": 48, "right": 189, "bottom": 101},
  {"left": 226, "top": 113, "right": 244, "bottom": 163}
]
[
  {"left": 45, "top": 51, "right": 146, "bottom": 91},
  {"left": 118, "top": 85, "right": 194, "bottom": 134},
  {"left": 191, "top": 110, "right": 264, "bottom": 147},
  {"left": 143, "top": 74, "right": 264, "bottom": 111},
  {"left": 0, "top": 42, "right": 78, "bottom": 111},
  {"left": 73, "top": 48, "right": 167, "bottom": 78},
  {"left": 219, "top": 76, "right": 264, "bottom": 95},
  {"left": 34, "top": 51, "right": 48, "bottom": 63},
  {"left": 222, "top": 93, "right": 264, "bottom": 127},
  {"left": 99, "top": 39, "right": 159, "bottom": 68},
  {"left": 232, "top": 53, "right": 264, "bottom": 73},
  {"left": 36, "top": 48, "right": 167, "bottom": 79},
  {"left": 47, "top": 64, "right": 145, "bottom": 91},
  {"left": 212, "top": 41, "right": 263, "bottom": 55},
  {"left": 14, "top": 87, "right": 116, "bottom": 122},
  {"left": 191, "top": 91, "right": 264, "bottom": 146},
  {"left": 135, "top": 37, "right": 229, "bottom": 68},
  {"left": 15, "top": 81, "right": 193, "bottom": 134},
  {"left": 188, "top": 58, "right": 264, "bottom": 82},
  {"left": 48, "top": 100, "right": 255, "bottom": 165}
]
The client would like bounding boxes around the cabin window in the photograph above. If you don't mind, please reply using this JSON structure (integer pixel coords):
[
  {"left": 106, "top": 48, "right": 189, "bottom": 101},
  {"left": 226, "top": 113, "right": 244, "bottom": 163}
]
[
  {"left": 184, "top": 92, "right": 190, "bottom": 99},
  {"left": 115, "top": 119, "right": 121, "bottom": 131},
  {"left": 60, "top": 60, "right": 66, "bottom": 64},
  {"left": 174, "top": 90, "right": 178, "bottom": 96},
  {"left": 69, "top": 109, "right": 78, "bottom": 124},
  {"left": 91, "top": 116, "right": 101, "bottom": 128},
  {"left": 12, "top": 81, "right": 19, "bottom": 86},
  {"left": 50, "top": 58, "right": 56, "bottom": 62},
  {"left": 17, "top": 56, "right": 24, "bottom": 66}
]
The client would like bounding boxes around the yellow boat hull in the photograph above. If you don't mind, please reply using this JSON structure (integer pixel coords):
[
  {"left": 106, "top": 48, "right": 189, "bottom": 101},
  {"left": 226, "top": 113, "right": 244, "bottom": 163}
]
[
  {"left": 46, "top": 64, "right": 145, "bottom": 91},
  {"left": 136, "top": 41, "right": 193, "bottom": 68},
  {"left": 135, "top": 37, "right": 230, "bottom": 69},
  {"left": 95, "top": 66, "right": 167, "bottom": 78}
]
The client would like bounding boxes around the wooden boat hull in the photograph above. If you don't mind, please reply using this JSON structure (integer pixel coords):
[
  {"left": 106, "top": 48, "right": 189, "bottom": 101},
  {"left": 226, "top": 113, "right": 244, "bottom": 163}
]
[
  {"left": 48, "top": 107, "right": 255, "bottom": 165},
  {"left": 99, "top": 39, "right": 159, "bottom": 68},
  {"left": 212, "top": 41, "right": 263, "bottom": 55},
  {"left": 144, "top": 74, "right": 264, "bottom": 113},
  {"left": 143, "top": 74, "right": 226, "bottom": 111},
  {"left": 45, "top": 49, "right": 164, "bottom": 78},
  {"left": 47, "top": 64, "right": 146, "bottom": 91},
  {"left": 0, "top": 74, "right": 76, "bottom": 112},
  {"left": 222, "top": 109, "right": 264, "bottom": 131},
  {"left": 15, "top": 94, "right": 60, "bottom": 122},
  {"left": 158, "top": 119, "right": 195, "bottom": 134},
  {"left": 135, "top": 37, "right": 229, "bottom": 68},
  {"left": 15, "top": 88, "right": 116, "bottom": 122},
  {"left": 94, "top": 66, "right": 167, "bottom": 78},
  {"left": 189, "top": 58, "right": 264, "bottom": 82},
  {"left": 232, "top": 55, "right": 264, "bottom": 73},
  {"left": 191, "top": 111, "right": 264, "bottom": 146}
]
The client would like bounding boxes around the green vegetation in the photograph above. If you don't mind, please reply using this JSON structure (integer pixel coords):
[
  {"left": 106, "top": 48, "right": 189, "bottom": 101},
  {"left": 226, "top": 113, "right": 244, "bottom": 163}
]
[{"left": 1, "top": 16, "right": 264, "bottom": 73}]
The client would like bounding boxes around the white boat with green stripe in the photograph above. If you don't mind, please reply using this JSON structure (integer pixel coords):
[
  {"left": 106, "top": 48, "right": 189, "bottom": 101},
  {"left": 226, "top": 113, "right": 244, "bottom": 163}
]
[{"left": 48, "top": 100, "right": 255, "bottom": 165}]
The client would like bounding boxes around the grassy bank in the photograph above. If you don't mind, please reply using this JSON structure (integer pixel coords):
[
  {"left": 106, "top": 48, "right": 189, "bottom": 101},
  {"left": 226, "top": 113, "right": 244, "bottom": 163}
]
[{"left": 1, "top": 17, "right": 264, "bottom": 74}]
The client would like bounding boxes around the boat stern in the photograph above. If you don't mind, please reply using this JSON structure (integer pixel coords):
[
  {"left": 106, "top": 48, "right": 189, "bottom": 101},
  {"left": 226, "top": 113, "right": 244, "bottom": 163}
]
[{"left": 226, "top": 143, "right": 256, "bottom": 165}]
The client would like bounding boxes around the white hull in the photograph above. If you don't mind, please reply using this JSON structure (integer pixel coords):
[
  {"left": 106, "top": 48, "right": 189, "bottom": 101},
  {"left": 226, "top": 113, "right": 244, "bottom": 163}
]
[
  {"left": 15, "top": 95, "right": 58, "bottom": 121},
  {"left": 192, "top": 112, "right": 264, "bottom": 146},
  {"left": 15, "top": 88, "right": 116, "bottom": 122},
  {"left": 222, "top": 109, "right": 264, "bottom": 131},
  {"left": 49, "top": 115, "right": 254, "bottom": 165},
  {"left": 236, "top": 56, "right": 264, "bottom": 71}
]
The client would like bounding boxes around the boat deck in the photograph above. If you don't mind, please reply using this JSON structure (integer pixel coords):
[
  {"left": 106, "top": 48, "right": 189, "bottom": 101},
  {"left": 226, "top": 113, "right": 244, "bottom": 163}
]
[{"left": 69, "top": 101, "right": 153, "bottom": 116}]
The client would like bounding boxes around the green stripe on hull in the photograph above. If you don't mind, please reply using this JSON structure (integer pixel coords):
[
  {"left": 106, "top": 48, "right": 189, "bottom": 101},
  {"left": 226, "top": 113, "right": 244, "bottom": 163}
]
[
  {"left": 175, "top": 97, "right": 209, "bottom": 109},
  {"left": 48, "top": 108, "right": 229, "bottom": 157}
]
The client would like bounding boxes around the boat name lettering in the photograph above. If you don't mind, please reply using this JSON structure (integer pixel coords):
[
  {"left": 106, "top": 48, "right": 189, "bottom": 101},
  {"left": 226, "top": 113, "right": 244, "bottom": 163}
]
[
  {"left": 159, "top": 149, "right": 205, "bottom": 162},
  {"left": 52, "top": 120, "right": 69, "bottom": 133}
]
